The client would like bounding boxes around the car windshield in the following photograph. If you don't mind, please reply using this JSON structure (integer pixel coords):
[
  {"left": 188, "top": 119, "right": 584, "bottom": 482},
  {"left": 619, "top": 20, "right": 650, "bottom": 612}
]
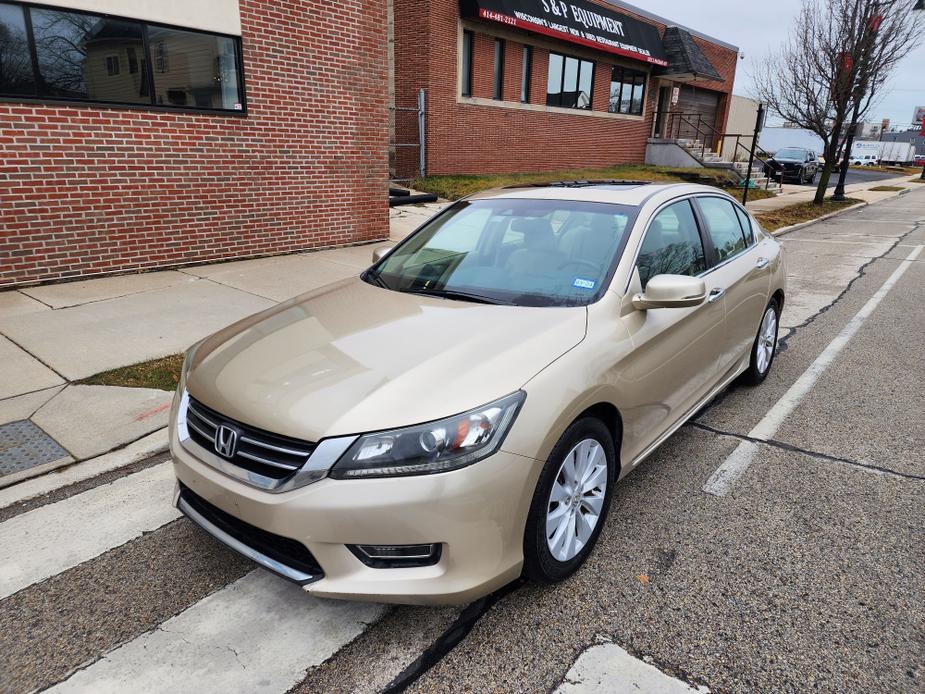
[
  {"left": 775, "top": 148, "right": 806, "bottom": 159},
  {"left": 368, "top": 198, "right": 636, "bottom": 307}
]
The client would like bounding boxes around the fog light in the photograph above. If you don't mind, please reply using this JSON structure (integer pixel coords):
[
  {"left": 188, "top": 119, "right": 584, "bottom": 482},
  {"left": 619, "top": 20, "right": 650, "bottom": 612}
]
[{"left": 348, "top": 543, "right": 441, "bottom": 568}]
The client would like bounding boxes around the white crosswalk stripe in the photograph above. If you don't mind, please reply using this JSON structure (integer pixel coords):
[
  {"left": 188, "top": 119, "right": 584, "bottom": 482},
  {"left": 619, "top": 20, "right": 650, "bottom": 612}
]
[
  {"left": 49, "top": 570, "right": 386, "bottom": 693},
  {"left": 0, "top": 462, "right": 179, "bottom": 599}
]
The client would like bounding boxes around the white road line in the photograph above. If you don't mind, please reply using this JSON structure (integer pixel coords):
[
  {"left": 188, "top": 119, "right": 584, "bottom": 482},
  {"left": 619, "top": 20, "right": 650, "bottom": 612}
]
[
  {"left": 704, "top": 244, "right": 924, "bottom": 496},
  {"left": 0, "top": 462, "right": 179, "bottom": 599},
  {"left": 0, "top": 429, "right": 168, "bottom": 510},
  {"left": 555, "top": 643, "right": 709, "bottom": 693},
  {"left": 49, "top": 570, "right": 386, "bottom": 694}
]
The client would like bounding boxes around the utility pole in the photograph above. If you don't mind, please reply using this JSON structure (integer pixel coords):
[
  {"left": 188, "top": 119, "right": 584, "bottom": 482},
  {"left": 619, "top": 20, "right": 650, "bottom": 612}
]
[{"left": 742, "top": 103, "right": 765, "bottom": 205}]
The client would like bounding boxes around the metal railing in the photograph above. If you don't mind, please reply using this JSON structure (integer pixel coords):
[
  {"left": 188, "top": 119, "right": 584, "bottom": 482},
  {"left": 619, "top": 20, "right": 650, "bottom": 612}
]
[
  {"left": 653, "top": 109, "right": 778, "bottom": 203},
  {"left": 390, "top": 88, "right": 426, "bottom": 182}
]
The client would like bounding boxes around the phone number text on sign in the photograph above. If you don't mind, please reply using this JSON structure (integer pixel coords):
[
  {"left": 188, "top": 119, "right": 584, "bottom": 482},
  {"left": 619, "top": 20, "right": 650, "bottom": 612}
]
[{"left": 479, "top": 9, "right": 517, "bottom": 25}]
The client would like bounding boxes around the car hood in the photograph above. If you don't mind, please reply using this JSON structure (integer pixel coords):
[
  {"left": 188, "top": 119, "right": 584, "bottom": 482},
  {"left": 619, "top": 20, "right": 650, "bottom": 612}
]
[
  {"left": 771, "top": 156, "right": 802, "bottom": 163},
  {"left": 186, "top": 277, "right": 587, "bottom": 441}
]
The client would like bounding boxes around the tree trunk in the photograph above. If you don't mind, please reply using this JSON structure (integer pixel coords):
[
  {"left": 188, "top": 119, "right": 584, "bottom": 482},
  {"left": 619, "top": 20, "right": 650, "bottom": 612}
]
[{"left": 814, "top": 138, "right": 842, "bottom": 204}]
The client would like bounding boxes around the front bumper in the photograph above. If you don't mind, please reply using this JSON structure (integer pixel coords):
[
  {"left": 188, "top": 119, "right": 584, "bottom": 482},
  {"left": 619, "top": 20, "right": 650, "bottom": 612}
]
[{"left": 170, "top": 420, "right": 540, "bottom": 605}]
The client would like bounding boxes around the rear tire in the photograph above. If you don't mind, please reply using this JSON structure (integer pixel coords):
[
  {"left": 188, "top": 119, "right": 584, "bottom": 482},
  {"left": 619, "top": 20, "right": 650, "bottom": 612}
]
[
  {"left": 522, "top": 417, "right": 615, "bottom": 584},
  {"left": 742, "top": 299, "right": 780, "bottom": 385}
]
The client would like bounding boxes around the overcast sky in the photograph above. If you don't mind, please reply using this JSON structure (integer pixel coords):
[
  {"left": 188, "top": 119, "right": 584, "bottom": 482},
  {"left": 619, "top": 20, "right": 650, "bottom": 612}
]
[{"left": 637, "top": 0, "right": 925, "bottom": 129}]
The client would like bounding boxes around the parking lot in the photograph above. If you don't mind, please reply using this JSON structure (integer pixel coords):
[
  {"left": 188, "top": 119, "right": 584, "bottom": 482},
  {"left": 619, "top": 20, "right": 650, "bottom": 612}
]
[{"left": 0, "top": 190, "right": 923, "bottom": 693}]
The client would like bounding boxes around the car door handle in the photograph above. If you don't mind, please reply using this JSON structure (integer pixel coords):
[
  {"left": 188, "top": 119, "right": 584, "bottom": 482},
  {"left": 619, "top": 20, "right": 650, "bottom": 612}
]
[
  {"left": 755, "top": 257, "right": 770, "bottom": 269},
  {"left": 708, "top": 287, "right": 725, "bottom": 303}
]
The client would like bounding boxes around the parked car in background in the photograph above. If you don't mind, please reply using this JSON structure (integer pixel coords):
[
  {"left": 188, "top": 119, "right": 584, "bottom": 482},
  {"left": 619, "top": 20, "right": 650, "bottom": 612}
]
[
  {"left": 170, "top": 182, "right": 786, "bottom": 604},
  {"left": 914, "top": 154, "right": 925, "bottom": 166},
  {"left": 764, "top": 147, "right": 819, "bottom": 183}
]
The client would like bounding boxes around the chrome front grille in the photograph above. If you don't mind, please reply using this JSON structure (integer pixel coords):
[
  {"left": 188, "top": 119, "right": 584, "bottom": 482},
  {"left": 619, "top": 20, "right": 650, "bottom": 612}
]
[{"left": 185, "top": 396, "right": 315, "bottom": 481}]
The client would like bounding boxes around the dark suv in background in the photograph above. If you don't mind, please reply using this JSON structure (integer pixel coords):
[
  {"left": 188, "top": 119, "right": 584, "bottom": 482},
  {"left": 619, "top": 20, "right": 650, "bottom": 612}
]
[{"left": 765, "top": 147, "right": 819, "bottom": 184}]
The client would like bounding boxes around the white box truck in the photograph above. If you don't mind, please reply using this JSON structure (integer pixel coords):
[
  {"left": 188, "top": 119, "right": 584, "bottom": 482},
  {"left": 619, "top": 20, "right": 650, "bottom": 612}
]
[{"left": 879, "top": 141, "right": 916, "bottom": 166}]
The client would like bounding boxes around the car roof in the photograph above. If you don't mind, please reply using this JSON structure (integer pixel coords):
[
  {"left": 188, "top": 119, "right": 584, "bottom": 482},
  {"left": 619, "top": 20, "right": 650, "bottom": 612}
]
[{"left": 468, "top": 182, "right": 728, "bottom": 207}]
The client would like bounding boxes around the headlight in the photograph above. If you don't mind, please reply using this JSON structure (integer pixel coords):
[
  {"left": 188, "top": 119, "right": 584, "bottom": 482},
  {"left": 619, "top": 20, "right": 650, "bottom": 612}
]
[{"left": 329, "top": 391, "right": 525, "bottom": 479}]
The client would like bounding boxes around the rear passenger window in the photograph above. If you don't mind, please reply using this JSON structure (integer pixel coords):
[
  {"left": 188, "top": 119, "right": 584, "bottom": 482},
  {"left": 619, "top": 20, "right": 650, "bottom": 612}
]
[
  {"left": 733, "top": 205, "right": 754, "bottom": 245},
  {"left": 636, "top": 200, "right": 706, "bottom": 289},
  {"left": 697, "top": 197, "right": 747, "bottom": 262}
]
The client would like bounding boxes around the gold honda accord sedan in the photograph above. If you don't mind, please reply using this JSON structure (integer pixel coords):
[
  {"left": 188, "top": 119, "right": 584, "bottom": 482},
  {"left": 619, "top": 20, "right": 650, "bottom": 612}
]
[{"left": 170, "top": 182, "right": 785, "bottom": 604}]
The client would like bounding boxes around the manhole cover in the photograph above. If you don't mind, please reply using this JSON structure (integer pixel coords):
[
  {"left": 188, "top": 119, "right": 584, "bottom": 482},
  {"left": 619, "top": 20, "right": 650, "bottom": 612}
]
[{"left": 0, "top": 420, "right": 70, "bottom": 477}]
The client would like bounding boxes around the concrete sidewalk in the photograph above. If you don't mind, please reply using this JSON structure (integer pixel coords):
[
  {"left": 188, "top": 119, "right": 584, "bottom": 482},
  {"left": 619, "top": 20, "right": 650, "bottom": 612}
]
[
  {"left": 1, "top": 173, "right": 917, "bottom": 488},
  {"left": 0, "top": 203, "right": 442, "bottom": 488},
  {"left": 743, "top": 174, "right": 920, "bottom": 212}
]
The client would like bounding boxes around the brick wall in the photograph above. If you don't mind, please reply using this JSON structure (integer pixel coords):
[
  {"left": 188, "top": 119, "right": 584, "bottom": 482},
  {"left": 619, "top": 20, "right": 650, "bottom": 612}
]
[
  {"left": 0, "top": 0, "right": 390, "bottom": 287},
  {"left": 393, "top": 0, "right": 738, "bottom": 177}
]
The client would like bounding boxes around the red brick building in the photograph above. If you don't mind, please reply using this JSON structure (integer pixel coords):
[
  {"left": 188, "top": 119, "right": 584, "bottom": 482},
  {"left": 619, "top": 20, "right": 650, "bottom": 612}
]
[
  {"left": 392, "top": 0, "right": 738, "bottom": 177},
  {"left": 0, "top": 0, "right": 389, "bottom": 286},
  {"left": 1, "top": 0, "right": 737, "bottom": 286}
]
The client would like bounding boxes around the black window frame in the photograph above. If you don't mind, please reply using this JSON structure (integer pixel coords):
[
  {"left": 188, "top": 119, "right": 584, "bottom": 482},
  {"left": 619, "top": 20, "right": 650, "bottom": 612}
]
[
  {"left": 608, "top": 66, "right": 647, "bottom": 116},
  {"left": 520, "top": 44, "right": 532, "bottom": 103},
  {"left": 461, "top": 29, "right": 473, "bottom": 98},
  {"left": 0, "top": 0, "right": 247, "bottom": 116},
  {"left": 492, "top": 37, "right": 504, "bottom": 101},
  {"left": 545, "top": 51, "right": 594, "bottom": 110}
]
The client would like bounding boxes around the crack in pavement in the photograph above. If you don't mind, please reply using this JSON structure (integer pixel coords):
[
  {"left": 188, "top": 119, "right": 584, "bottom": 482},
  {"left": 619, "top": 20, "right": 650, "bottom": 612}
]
[{"left": 689, "top": 422, "right": 925, "bottom": 483}]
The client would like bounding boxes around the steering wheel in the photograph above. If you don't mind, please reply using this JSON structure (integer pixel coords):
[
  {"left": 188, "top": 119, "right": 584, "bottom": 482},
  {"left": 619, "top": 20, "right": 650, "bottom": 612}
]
[{"left": 559, "top": 259, "right": 600, "bottom": 274}]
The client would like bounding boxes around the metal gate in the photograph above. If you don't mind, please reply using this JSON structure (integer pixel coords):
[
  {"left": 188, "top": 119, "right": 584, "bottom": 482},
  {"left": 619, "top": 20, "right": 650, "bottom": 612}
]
[{"left": 390, "top": 88, "right": 426, "bottom": 183}]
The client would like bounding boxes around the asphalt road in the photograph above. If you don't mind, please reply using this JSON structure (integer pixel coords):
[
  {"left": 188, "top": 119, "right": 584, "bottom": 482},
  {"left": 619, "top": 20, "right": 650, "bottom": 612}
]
[{"left": 1, "top": 189, "right": 923, "bottom": 693}]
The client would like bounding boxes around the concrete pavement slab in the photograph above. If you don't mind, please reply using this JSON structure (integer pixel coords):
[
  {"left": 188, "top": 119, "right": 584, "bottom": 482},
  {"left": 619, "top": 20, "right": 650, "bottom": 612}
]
[
  {"left": 0, "top": 281, "right": 272, "bottom": 380},
  {"left": 312, "top": 244, "right": 378, "bottom": 270},
  {"left": 0, "top": 386, "right": 63, "bottom": 426},
  {"left": 180, "top": 253, "right": 357, "bottom": 302},
  {"left": 31, "top": 385, "right": 172, "bottom": 460},
  {"left": 0, "top": 335, "right": 64, "bottom": 400},
  {"left": 0, "top": 291, "right": 49, "bottom": 318},
  {"left": 555, "top": 643, "right": 709, "bottom": 693},
  {"left": 20, "top": 270, "right": 197, "bottom": 309}
]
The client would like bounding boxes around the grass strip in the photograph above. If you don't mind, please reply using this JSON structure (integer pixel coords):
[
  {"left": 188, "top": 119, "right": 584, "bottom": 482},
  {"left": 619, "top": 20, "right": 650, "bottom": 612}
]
[
  {"left": 754, "top": 197, "right": 862, "bottom": 231},
  {"left": 79, "top": 354, "right": 184, "bottom": 391},
  {"left": 411, "top": 164, "right": 776, "bottom": 201}
]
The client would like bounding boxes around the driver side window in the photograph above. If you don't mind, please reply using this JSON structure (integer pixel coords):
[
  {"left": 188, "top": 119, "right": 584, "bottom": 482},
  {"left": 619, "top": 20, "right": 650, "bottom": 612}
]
[{"left": 636, "top": 199, "right": 706, "bottom": 289}]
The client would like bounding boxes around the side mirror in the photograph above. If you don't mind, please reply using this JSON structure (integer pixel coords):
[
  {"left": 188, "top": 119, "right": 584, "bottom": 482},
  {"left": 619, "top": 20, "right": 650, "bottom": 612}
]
[
  {"left": 632, "top": 274, "right": 706, "bottom": 310},
  {"left": 372, "top": 246, "right": 393, "bottom": 264}
]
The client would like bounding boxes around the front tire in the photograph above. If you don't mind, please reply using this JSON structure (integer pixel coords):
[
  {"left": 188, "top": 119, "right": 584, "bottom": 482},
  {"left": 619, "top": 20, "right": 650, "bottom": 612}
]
[
  {"left": 742, "top": 299, "right": 780, "bottom": 385},
  {"left": 522, "top": 417, "right": 615, "bottom": 584}
]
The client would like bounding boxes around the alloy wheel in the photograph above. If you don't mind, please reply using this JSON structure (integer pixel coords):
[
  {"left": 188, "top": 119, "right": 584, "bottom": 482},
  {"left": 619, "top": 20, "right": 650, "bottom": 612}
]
[
  {"left": 756, "top": 306, "right": 778, "bottom": 374},
  {"left": 545, "top": 438, "right": 607, "bottom": 562}
]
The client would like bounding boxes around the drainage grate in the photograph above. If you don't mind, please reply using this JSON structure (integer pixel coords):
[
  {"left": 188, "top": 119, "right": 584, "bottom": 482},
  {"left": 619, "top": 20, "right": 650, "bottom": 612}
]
[{"left": 0, "top": 420, "right": 70, "bottom": 477}]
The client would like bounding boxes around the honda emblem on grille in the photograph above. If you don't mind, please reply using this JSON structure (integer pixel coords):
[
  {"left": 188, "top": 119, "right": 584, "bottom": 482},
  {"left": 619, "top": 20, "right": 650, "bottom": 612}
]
[{"left": 214, "top": 425, "right": 239, "bottom": 458}]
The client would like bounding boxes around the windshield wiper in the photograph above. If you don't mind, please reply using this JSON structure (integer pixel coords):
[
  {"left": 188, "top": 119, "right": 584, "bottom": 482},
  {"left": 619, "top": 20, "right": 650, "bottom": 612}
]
[
  {"left": 399, "top": 287, "right": 510, "bottom": 305},
  {"left": 364, "top": 270, "right": 391, "bottom": 289}
]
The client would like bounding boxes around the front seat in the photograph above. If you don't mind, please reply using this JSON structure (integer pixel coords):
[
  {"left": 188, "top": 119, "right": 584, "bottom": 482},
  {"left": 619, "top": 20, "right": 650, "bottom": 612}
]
[
  {"left": 561, "top": 214, "right": 620, "bottom": 269},
  {"left": 504, "top": 218, "right": 564, "bottom": 275}
]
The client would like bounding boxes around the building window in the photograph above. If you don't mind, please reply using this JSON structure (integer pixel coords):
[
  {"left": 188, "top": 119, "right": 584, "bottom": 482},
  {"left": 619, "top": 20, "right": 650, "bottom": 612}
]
[
  {"left": 546, "top": 52, "right": 593, "bottom": 110},
  {"left": 520, "top": 45, "right": 532, "bottom": 103},
  {"left": 0, "top": 3, "right": 36, "bottom": 95},
  {"left": 0, "top": 1, "right": 245, "bottom": 113},
  {"left": 148, "top": 26, "right": 241, "bottom": 110},
  {"left": 492, "top": 38, "right": 504, "bottom": 100},
  {"left": 461, "top": 29, "right": 473, "bottom": 97},
  {"left": 609, "top": 67, "right": 646, "bottom": 115}
]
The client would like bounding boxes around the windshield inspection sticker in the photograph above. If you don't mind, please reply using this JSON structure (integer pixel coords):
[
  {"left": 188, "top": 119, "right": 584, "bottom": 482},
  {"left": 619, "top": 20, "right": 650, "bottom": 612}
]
[{"left": 573, "top": 278, "right": 596, "bottom": 290}]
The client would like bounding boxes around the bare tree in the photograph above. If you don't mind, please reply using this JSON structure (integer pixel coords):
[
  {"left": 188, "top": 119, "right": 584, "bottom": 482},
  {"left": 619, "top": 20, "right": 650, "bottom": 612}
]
[{"left": 754, "top": 0, "right": 922, "bottom": 203}]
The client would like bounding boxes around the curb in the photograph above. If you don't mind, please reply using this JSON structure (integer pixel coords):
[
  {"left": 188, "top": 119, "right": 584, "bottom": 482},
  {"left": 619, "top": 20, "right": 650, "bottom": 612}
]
[{"left": 770, "top": 186, "right": 915, "bottom": 238}]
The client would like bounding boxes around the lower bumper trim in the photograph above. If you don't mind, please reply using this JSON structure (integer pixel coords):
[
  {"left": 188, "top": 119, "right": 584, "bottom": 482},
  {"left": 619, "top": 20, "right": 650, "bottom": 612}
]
[{"left": 177, "top": 489, "right": 321, "bottom": 586}]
